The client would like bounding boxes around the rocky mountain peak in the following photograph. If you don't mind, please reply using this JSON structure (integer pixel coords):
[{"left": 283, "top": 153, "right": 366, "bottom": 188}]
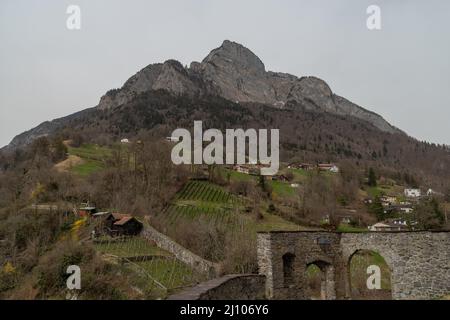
[
  {"left": 202, "top": 40, "right": 266, "bottom": 74},
  {"left": 95, "top": 40, "right": 397, "bottom": 133}
]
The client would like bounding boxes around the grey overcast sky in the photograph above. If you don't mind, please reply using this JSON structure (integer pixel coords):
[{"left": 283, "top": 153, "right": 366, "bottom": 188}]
[{"left": 1, "top": 0, "right": 449, "bottom": 147}]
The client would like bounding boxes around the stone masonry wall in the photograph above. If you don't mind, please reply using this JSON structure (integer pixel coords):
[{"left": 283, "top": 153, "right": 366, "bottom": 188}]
[
  {"left": 142, "top": 225, "right": 219, "bottom": 277},
  {"left": 257, "top": 231, "right": 450, "bottom": 300},
  {"left": 257, "top": 231, "right": 344, "bottom": 299},
  {"left": 167, "top": 274, "right": 266, "bottom": 300}
]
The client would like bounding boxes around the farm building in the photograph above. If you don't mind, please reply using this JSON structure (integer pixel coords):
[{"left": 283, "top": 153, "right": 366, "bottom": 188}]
[
  {"left": 318, "top": 163, "right": 339, "bottom": 173},
  {"left": 380, "top": 195, "right": 397, "bottom": 206},
  {"left": 404, "top": 188, "right": 421, "bottom": 198},
  {"left": 287, "top": 162, "right": 314, "bottom": 170},
  {"left": 368, "top": 218, "right": 414, "bottom": 232},
  {"left": 103, "top": 213, "right": 143, "bottom": 236}
]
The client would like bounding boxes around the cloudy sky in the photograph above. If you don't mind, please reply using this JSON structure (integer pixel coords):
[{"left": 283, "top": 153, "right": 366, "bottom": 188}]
[{"left": 1, "top": 0, "right": 449, "bottom": 147}]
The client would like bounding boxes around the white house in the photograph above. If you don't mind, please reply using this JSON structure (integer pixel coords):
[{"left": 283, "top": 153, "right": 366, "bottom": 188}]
[
  {"left": 318, "top": 163, "right": 339, "bottom": 173},
  {"left": 368, "top": 220, "right": 408, "bottom": 232},
  {"left": 399, "top": 206, "right": 414, "bottom": 214},
  {"left": 120, "top": 138, "right": 130, "bottom": 144},
  {"left": 404, "top": 188, "right": 421, "bottom": 198}
]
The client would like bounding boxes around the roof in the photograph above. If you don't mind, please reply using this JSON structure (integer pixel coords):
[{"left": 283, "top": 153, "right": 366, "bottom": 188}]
[
  {"left": 114, "top": 216, "right": 135, "bottom": 226},
  {"left": 91, "top": 211, "right": 110, "bottom": 217},
  {"left": 108, "top": 212, "right": 125, "bottom": 220},
  {"left": 79, "top": 206, "right": 96, "bottom": 211},
  {"left": 371, "top": 222, "right": 391, "bottom": 228}
]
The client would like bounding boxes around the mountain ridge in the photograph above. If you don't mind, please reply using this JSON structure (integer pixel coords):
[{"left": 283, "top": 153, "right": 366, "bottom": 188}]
[
  {"left": 7, "top": 40, "right": 401, "bottom": 150},
  {"left": 97, "top": 40, "right": 397, "bottom": 133}
]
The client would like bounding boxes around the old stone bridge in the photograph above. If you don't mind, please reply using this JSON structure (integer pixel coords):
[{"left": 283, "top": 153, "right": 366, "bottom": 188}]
[{"left": 257, "top": 231, "right": 450, "bottom": 300}]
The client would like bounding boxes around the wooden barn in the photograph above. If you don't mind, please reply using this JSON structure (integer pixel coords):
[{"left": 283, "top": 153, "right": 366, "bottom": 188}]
[{"left": 103, "top": 213, "right": 143, "bottom": 236}]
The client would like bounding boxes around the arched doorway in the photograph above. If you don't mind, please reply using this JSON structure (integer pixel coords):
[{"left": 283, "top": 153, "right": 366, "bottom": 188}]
[
  {"left": 348, "top": 250, "right": 392, "bottom": 300},
  {"left": 305, "top": 260, "right": 335, "bottom": 300},
  {"left": 282, "top": 252, "right": 296, "bottom": 288}
]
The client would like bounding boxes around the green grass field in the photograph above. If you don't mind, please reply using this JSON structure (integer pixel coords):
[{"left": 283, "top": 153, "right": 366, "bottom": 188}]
[
  {"left": 94, "top": 237, "right": 167, "bottom": 257},
  {"left": 94, "top": 236, "right": 203, "bottom": 295},
  {"left": 68, "top": 143, "right": 112, "bottom": 160},
  {"left": 337, "top": 224, "right": 368, "bottom": 233},
  {"left": 136, "top": 258, "right": 204, "bottom": 289},
  {"left": 269, "top": 180, "right": 296, "bottom": 197},
  {"left": 161, "top": 179, "right": 301, "bottom": 233},
  {"left": 67, "top": 144, "right": 112, "bottom": 176},
  {"left": 286, "top": 168, "right": 308, "bottom": 182},
  {"left": 71, "top": 159, "right": 105, "bottom": 176},
  {"left": 350, "top": 250, "right": 391, "bottom": 292},
  {"left": 225, "top": 169, "right": 256, "bottom": 182}
]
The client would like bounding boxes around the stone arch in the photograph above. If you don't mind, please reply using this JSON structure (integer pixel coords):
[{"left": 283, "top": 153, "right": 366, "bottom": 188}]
[
  {"left": 305, "top": 259, "right": 336, "bottom": 300},
  {"left": 346, "top": 249, "right": 393, "bottom": 299}
]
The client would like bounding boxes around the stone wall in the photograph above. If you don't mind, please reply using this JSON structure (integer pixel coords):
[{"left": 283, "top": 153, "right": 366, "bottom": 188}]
[
  {"left": 167, "top": 274, "right": 266, "bottom": 300},
  {"left": 257, "top": 231, "right": 344, "bottom": 299},
  {"left": 142, "top": 225, "right": 219, "bottom": 277},
  {"left": 340, "top": 231, "right": 450, "bottom": 299},
  {"left": 257, "top": 231, "right": 450, "bottom": 300}
]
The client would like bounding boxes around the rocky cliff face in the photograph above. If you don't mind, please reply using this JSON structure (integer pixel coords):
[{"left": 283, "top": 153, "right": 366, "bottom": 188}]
[
  {"left": 98, "top": 40, "right": 397, "bottom": 133},
  {"left": 6, "top": 40, "right": 400, "bottom": 150}
]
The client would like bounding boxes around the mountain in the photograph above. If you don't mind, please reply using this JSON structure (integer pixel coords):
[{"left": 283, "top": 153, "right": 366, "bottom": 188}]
[
  {"left": 4, "top": 40, "right": 450, "bottom": 188},
  {"left": 97, "top": 40, "right": 396, "bottom": 133},
  {"left": 7, "top": 40, "right": 397, "bottom": 149}
]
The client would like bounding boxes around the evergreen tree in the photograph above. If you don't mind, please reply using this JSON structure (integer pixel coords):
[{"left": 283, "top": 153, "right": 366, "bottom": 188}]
[{"left": 368, "top": 167, "right": 377, "bottom": 187}]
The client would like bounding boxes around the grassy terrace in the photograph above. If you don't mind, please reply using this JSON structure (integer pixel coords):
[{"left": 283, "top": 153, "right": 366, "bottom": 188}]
[
  {"left": 161, "top": 180, "right": 242, "bottom": 227},
  {"left": 94, "top": 236, "right": 203, "bottom": 295},
  {"left": 135, "top": 258, "right": 203, "bottom": 289},
  {"left": 337, "top": 224, "right": 368, "bottom": 233},
  {"left": 94, "top": 237, "right": 168, "bottom": 257},
  {"left": 67, "top": 144, "right": 112, "bottom": 176}
]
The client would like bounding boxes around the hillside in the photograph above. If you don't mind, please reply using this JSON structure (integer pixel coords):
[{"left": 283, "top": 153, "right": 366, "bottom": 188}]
[{"left": 3, "top": 41, "right": 449, "bottom": 190}]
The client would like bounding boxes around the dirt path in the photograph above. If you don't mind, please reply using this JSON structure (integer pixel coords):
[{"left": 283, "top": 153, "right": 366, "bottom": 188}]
[{"left": 55, "top": 154, "right": 84, "bottom": 172}]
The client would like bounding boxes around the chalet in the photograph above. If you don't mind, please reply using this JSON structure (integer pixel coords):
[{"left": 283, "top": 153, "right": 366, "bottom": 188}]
[
  {"left": 368, "top": 219, "right": 409, "bottom": 232},
  {"left": 404, "top": 188, "right": 421, "bottom": 198},
  {"left": 380, "top": 195, "right": 397, "bottom": 205},
  {"left": 233, "top": 164, "right": 264, "bottom": 175},
  {"left": 287, "top": 163, "right": 314, "bottom": 170},
  {"left": 398, "top": 205, "right": 414, "bottom": 214},
  {"left": 233, "top": 164, "right": 250, "bottom": 174},
  {"left": 318, "top": 163, "right": 339, "bottom": 173},
  {"left": 78, "top": 204, "right": 97, "bottom": 217},
  {"left": 103, "top": 213, "right": 143, "bottom": 236}
]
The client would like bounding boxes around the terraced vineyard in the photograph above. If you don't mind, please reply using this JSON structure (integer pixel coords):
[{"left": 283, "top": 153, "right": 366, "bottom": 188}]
[
  {"left": 159, "top": 180, "right": 243, "bottom": 228},
  {"left": 94, "top": 236, "right": 206, "bottom": 298},
  {"left": 175, "top": 180, "right": 236, "bottom": 203}
]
